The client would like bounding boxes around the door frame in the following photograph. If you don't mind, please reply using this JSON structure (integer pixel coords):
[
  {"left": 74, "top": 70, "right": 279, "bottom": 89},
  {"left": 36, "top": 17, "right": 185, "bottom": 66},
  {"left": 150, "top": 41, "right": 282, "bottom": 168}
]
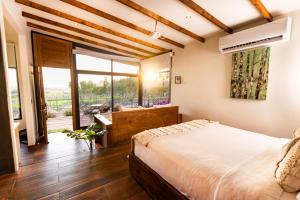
[
  {"left": 32, "top": 32, "right": 47, "bottom": 143},
  {"left": 32, "top": 32, "right": 77, "bottom": 143}
]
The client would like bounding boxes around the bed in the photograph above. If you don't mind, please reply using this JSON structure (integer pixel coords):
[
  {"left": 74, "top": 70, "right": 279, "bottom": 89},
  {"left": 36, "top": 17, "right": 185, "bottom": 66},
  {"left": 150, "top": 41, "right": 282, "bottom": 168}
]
[{"left": 129, "top": 120, "right": 298, "bottom": 200}]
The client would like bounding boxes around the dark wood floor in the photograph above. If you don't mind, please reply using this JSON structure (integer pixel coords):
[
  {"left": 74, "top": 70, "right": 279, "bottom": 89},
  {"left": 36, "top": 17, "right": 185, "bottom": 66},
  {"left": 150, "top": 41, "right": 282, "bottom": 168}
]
[{"left": 0, "top": 133, "right": 150, "bottom": 200}]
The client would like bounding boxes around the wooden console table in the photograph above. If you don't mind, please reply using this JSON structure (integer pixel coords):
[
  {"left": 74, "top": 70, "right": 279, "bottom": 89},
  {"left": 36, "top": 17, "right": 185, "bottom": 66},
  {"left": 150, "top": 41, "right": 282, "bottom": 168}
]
[
  {"left": 94, "top": 107, "right": 180, "bottom": 147},
  {"left": 94, "top": 113, "right": 112, "bottom": 148}
]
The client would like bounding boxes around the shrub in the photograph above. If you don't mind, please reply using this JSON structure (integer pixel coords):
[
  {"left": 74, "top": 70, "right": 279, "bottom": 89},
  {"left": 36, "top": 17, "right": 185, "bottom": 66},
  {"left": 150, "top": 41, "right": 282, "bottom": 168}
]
[
  {"left": 47, "top": 112, "right": 56, "bottom": 118},
  {"left": 64, "top": 109, "right": 72, "bottom": 116}
]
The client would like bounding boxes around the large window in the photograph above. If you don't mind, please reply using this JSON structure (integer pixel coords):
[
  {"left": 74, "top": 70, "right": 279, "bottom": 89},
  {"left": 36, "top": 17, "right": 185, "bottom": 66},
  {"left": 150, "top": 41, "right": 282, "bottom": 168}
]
[
  {"left": 75, "top": 53, "right": 140, "bottom": 127},
  {"left": 7, "top": 43, "right": 21, "bottom": 120},
  {"left": 143, "top": 70, "right": 170, "bottom": 107},
  {"left": 76, "top": 54, "right": 111, "bottom": 72},
  {"left": 113, "top": 61, "right": 139, "bottom": 74},
  {"left": 8, "top": 68, "right": 22, "bottom": 120}
]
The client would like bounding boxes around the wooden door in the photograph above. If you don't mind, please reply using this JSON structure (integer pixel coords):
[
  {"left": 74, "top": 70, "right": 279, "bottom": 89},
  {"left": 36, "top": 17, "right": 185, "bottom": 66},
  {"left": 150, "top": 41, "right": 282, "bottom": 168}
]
[
  {"left": 36, "top": 66, "right": 48, "bottom": 143},
  {"left": 32, "top": 33, "right": 75, "bottom": 144}
]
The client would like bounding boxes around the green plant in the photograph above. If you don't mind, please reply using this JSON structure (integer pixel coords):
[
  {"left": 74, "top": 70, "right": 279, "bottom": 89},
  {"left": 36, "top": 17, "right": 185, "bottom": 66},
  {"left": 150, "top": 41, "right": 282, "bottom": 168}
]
[
  {"left": 64, "top": 109, "right": 72, "bottom": 116},
  {"left": 48, "top": 128, "right": 66, "bottom": 134},
  {"left": 62, "top": 123, "right": 104, "bottom": 151},
  {"left": 47, "top": 112, "right": 56, "bottom": 118}
]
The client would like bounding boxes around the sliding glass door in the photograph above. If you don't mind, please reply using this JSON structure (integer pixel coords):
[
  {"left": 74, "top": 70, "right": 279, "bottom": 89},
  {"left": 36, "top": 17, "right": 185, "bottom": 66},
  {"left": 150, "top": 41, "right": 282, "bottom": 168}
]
[
  {"left": 75, "top": 53, "right": 140, "bottom": 128},
  {"left": 78, "top": 74, "right": 111, "bottom": 127}
]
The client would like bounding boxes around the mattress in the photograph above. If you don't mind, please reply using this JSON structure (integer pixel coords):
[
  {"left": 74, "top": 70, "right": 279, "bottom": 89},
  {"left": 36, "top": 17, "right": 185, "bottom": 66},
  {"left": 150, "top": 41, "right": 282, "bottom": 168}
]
[{"left": 134, "top": 121, "right": 297, "bottom": 200}]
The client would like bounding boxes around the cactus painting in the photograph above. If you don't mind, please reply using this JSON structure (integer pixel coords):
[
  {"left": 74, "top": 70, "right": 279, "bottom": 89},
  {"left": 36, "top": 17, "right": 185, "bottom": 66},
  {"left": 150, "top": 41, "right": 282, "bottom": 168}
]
[{"left": 230, "top": 47, "right": 270, "bottom": 100}]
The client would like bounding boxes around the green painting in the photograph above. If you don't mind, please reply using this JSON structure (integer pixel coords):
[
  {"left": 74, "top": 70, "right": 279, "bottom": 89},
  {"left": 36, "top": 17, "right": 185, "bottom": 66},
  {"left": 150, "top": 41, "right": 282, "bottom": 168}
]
[{"left": 230, "top": 47, "right": 270, "bottom": 100}]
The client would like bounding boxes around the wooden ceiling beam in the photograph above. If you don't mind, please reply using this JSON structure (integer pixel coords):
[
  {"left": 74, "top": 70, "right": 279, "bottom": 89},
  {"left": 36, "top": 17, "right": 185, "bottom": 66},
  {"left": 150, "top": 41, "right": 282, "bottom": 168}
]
[
  {"left": 143, "top": 50, "right": 172, "bottom": 60},
  {"left": 60, "top": 0, "right": 184, "bottom": 48},
  {"left": 15, "top": 0, "right": 169, "bottom": 52},
  {"left": 116, "top": 0, "right": 205, "bottom": 43},
  {"left": 177, "top": 0, "right": 232, "bottom": 33},
  {"left": 250, "top": 0, "right": 273, "bottom": 22},
  {"left": 22, "top": 12, "right": 155, "bottom": 55},
  {"left": 27, "top": 22, "right": 147, "bottom": 59}
]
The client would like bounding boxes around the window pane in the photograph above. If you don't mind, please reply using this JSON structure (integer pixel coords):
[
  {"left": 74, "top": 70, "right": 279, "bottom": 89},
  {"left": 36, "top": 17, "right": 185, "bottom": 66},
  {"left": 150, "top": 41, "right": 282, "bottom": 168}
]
[
  {"left": 76, "top": 54, "right": 111, "bottom": 72},
  {"left": 78, "top": 74, "right": 111, "bottom": 127},
  {"left": 8, "top": 68, "right": 21, "bottom": 119},
  {"left": 143, "top": 71, "right": 170, "bottom": 107},
  {"left": 113, "top": 61, "right": 139, "bottom": 74},
  {"left": 113, "top": 76, "right": 138, "bottom": 109}
]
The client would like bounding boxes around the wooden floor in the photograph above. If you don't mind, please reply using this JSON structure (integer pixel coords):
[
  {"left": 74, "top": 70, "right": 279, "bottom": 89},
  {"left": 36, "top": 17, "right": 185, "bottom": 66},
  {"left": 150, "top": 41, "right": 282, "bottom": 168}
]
[{"left": 0, "top": 133, "right": 150, "bottom": 200}]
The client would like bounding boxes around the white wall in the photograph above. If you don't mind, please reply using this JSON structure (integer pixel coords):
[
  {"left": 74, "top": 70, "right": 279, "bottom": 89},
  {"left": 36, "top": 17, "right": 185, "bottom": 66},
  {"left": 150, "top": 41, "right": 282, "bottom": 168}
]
[
  {"left": 2, "top": 0, "right": 36, "bottom": 146},
  {"left": 0, "top": 0, "right": 19, "bottom": 172},
  {"left": 5, "top": 18, "right": 27, "bottom": 130},
  {"left": 171, "top": 10, "right": 300, "bottom": 139}
]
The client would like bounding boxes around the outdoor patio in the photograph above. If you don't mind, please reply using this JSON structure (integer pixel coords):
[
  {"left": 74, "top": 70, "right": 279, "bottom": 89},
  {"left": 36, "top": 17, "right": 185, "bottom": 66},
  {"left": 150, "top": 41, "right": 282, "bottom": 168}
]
[{"left": 47, "top": 113, "right": 93, "bottom": 132}]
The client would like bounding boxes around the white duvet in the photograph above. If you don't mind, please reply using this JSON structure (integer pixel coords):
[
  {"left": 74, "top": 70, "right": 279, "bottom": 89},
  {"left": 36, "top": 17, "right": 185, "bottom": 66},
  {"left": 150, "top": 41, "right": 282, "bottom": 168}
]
[{"left": 134, "top": 121, "right": 297, "bottom": 200}]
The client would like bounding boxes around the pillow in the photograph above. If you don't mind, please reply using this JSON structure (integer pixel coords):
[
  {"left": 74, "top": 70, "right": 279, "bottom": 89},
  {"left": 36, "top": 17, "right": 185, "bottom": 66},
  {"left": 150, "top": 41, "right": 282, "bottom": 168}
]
[
  {"left": 153, "top": 104, "right": 172, "bottom": 108},
  {"left": 275, "top": 134, "right": 300, "bottom": 192},
  {"left": 293, "top": 128, "right": 300, "bottom": 138},
  {"left": 119, "top": 106, "right": 144, "bottom": 111}
]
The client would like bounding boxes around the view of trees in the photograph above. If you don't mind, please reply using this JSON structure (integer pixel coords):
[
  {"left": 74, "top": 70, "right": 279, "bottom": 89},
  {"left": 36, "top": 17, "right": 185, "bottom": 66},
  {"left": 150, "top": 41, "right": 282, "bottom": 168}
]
[
  {"left": 11, "top": 90, "right": 21, "bottom": 119},
  {"left": 113, "top": 77, "right": 138, "bottom": 98},
  {"left": 78, "top": 77, "right": 138, "bottom": 98},
  {"left": 78, "top": 76, "right": 138, "bottom": 108},
  {"left": 79, "top": 77, "right": 110, "bottom": 97},
  {"left": 44, "top": 70, "right": 170, "bottom": 114}
]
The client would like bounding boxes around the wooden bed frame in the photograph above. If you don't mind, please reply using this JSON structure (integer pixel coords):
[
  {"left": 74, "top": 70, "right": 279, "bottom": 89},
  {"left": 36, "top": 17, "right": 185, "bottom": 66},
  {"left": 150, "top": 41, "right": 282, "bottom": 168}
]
[{"left": 129, "top": 152, "right": 188, "bottom": 200}]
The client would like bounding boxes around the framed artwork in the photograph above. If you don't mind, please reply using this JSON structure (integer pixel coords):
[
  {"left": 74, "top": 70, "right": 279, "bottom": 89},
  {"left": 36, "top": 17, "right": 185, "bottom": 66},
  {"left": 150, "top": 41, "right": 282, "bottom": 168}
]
[
  {"left": 175, "top": 76, "right": 181, "bottom": 84},
  {"left": 230, "top": 47, "right": 270, "bottom": 100}
]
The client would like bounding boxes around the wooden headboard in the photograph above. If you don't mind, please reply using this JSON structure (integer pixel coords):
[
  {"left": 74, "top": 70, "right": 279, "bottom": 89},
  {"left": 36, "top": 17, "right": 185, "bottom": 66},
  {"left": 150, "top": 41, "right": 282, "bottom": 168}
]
[{"left": 110, "top": 106, "right": 179, "bottom": 144}]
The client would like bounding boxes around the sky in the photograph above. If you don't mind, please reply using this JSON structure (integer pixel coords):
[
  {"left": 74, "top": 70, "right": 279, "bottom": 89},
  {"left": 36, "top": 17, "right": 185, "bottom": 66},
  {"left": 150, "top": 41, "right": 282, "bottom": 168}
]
[
  {"left": 8, "top": 68, "right": 18, "bottom": 90},
  {"left": 42, "top": 67, "right": 71, "bottom": 89}
]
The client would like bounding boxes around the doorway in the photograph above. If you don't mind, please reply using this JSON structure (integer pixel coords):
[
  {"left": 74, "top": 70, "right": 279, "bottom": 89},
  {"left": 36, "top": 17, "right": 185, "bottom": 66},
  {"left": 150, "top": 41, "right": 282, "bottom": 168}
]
[
  {"left": 42, "top": 67, "right": 73, "bottom": 133},
  {"left": 32, "top": 33, "right": 75, "bottom": 143}
]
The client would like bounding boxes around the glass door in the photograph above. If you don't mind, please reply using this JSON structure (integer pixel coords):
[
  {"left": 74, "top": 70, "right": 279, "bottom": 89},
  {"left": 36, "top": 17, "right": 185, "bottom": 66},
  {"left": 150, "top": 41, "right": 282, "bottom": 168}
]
[
  {"left": 77, "top": 74, "right": 112, "bottom": 127},
  {"left": 75, "top": 54, "right": 112, "bottom": 127}
]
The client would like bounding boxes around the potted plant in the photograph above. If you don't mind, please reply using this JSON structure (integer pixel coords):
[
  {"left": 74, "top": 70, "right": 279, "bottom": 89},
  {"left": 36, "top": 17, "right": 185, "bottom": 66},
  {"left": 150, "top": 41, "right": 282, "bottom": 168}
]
[{"left": 62, "top": 123, "right": 104, "bottom": 151}]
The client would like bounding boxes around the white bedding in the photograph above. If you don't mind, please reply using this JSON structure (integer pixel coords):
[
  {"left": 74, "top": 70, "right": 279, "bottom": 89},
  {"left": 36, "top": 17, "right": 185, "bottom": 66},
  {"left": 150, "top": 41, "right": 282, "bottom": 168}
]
[{"left": 134, "top": 121, "right": 297, "bottom": 200}]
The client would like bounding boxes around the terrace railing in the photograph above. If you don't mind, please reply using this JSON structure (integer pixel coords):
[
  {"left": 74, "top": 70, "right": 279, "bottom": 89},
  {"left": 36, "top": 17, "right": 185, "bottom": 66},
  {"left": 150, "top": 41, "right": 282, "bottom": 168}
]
[{"left": 45, "top": 95, "right": 169, "bottom": 113}]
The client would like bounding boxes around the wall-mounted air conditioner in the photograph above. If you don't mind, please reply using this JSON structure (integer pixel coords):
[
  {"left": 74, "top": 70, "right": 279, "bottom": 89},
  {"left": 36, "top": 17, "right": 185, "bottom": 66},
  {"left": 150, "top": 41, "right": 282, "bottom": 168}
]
[{"left": 219, "top": 17, "right": 292, "bottom": 54}]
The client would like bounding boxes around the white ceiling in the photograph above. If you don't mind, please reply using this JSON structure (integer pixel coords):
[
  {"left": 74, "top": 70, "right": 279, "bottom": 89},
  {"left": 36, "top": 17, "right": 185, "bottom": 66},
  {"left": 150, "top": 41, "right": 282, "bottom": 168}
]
[{"left": 16, "top": 0, "right": 300, "bottom": 57}]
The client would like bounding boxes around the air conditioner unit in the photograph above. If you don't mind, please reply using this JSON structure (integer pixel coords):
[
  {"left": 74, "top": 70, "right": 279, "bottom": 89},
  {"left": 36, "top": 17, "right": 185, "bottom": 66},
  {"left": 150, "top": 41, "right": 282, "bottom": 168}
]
[{"left": 219, "top": 17, "right": 292, "bottom": 54}]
